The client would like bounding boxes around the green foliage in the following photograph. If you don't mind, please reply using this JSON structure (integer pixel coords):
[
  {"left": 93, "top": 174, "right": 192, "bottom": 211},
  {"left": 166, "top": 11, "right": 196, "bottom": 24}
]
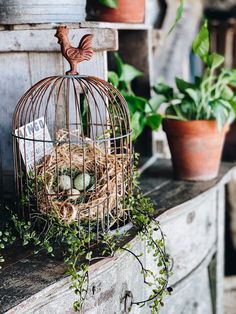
[
  {"left": 99, "top": 0, "right": 117, "bottom": 8},
  {"left": 129, "top": 196, "right": 172, "bottom": 313},
  {"left": 154, "top": 21, "right": 236, "bottom": 129},
  {"left": 168, "top": 0, "right": 184, "bottom": 35},
  {"left": 109, "top": 52, "right": 162, "bottom": 140},
  {"left": 192, "top": 20, "right": 210, "bottom": 62},
  {"left": 0, "top": 164, "right": 172, "bottom": 313},
  {"left": 0, "top": 228, "right": 16, "bottom": 268}
]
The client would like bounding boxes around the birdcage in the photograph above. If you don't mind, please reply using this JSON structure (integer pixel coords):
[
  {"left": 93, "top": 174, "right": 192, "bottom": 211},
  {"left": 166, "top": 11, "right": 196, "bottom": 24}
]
[{"left": 12, "top": 26, "right": 133, "bottom": 233}]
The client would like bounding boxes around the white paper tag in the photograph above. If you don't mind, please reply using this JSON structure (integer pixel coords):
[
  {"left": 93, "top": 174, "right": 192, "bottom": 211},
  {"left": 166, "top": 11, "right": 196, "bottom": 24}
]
[{"left": 15, "top": 117, "right": 53, "bottom": 172}]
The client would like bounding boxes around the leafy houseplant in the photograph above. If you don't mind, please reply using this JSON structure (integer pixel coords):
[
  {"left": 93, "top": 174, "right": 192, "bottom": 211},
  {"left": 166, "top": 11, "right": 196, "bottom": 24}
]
[
  {"left": 109, "top": 52, "right": 162, "bottom": 140},
  {"left": 87, "top": 0, "right": 145, "bottom": 23},
  {"left": 156, "top": 21, "right": 236, "bottom": 181}
]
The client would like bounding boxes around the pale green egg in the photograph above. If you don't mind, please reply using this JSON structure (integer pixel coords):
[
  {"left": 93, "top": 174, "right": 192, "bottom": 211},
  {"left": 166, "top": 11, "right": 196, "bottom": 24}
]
[
  {"left": 67, "top": 189, "right": 80, "bottom": 200},
  {"left": 59, "top": 175, "right": 72, "bottom": 191},
  {"left": 74, "top": 173, "right": 91, "bottom": 191}
]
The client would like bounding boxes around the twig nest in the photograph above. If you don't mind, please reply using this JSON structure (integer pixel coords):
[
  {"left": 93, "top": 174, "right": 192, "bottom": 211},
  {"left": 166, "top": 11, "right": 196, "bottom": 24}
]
[
  {"left": 67, "top": 189, "right": 80, "bottom": 200},
  {"left": 59, "top": 175, "right": 72, "bottom": 191},
  {"left": 74, "top": 173, "right": 91, "bottom": 191}
]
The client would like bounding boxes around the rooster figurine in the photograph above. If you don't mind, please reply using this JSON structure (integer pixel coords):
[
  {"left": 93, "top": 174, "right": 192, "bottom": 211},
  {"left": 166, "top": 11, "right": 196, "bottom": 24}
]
[{"left": 55, "top": 26, "right": 93, "bottom": 75}]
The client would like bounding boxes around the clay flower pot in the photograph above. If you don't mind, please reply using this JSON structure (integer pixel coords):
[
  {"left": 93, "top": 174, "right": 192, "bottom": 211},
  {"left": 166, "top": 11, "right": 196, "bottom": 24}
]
[
  {"left": 87, "top": 0, "right": 145, "bottom": 23},
  {"left": 163, "top": 119, "right": 229, "bottom": 181}
]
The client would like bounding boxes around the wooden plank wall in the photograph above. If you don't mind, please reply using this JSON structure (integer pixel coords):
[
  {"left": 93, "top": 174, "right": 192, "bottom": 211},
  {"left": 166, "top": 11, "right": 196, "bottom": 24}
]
[{"left": 0, "top": 24, "right": 117, "bottom": 201}]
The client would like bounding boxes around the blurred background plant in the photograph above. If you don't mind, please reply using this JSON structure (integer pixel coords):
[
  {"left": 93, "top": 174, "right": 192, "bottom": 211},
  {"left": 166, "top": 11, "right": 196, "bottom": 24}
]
[
  {"left": 98, "top": 0, "right": 117, "bottom": 8},
  {"left": 109, "top": 52, "right": 163, "bottom": 140}
]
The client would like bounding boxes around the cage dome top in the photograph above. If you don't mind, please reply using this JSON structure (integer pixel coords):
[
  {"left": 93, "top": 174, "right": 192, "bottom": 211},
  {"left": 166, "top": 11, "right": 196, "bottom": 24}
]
[{"left": 12, "top": 25, "right": 132, "bottom": 144}]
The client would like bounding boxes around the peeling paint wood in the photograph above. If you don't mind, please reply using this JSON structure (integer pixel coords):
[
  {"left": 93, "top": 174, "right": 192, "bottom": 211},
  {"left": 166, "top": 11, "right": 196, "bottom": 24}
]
[
  {"left": 0, "top": 28, "right": 118, "bottom": 53},
  {"left": 0, "top": 0, "right": 86, "bottom": 25},
  {"left": 0, "top": 52, "right": 32, "bottom": 199},
  {"left": 216, "top": 186, "right": 225, "bottom": 314},
  {"left": 147, "top": 189, "right": 217, "bottom": 286},
  {"left": 1, "top": 161, "right": 235, "bottom": 314},
  {"left": 160, "top": 247, "right": 215, "bottom": 314}
]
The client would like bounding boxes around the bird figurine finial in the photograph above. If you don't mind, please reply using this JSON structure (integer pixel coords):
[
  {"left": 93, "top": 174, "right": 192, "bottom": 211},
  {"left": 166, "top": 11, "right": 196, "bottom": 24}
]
[{"left": 55, "top": 26, "right": 94, "bottom": 75}]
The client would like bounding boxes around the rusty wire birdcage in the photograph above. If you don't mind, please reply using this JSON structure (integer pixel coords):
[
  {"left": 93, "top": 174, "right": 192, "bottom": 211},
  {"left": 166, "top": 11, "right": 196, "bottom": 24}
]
[{"left": 12, "top": 26, "right": 133, "bottom": 235}]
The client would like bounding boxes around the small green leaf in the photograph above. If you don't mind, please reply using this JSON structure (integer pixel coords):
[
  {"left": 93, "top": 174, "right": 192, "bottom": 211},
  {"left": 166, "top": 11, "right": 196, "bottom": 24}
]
[
  {"left": 228, "top": 70, "right": 236, "bottom": 86},
  {"left": 108, "top": 71, "right": 119, "bottom": 87},
  {"left": 192, "top": 21, "right": 209, "bottom": 62},
  {"left": 185, "top": 88, "right": 200, "bottom": 105},
  {"left": 86, "top": 251, "right": 92, "bottom": 260},
  {"left": 113, "top": 52, "right": 124, "bottom": 77},
  {"left": 124, "top": 94, "right": 148, "bottom": 113},
  {"left": 145, "top": 95, "right": 166, "bottom": 113},
  {"left": 99, "top": 0, "right": 117, "bottom": 8},
  {"left": 221, "top": 85, "right": 234, "bottom": 100},
  {"left": 153, "top": 82, "right": 174, "bottom": 100},
  {"left": 146, "top": 114, "right": 162, "bottom": 131},
  {"left": 130, "top": 111, "right": 145, "bottom": 140},
  {"left": 194, "top": 76, "right": 202, "bottom": 86},
  {"left": 120, "top": 64, "right": 143, "bottom": 83},
  {"left": 23, "top": 240, "right": 29, "bottom": 246},
  {"left": 47, "top": 246, "right": 53, "bottom": 253},
  {"left": 166, "top": 104, "right": 187, "bottom": 120},
  {"left": 211, "top": 100, "right": 229, "bottom": 129},
  {"left": 175, "top": 78, "right": 195, "bottom": 93},
  {"left": 168, "top": 0, "right": 184, "bottom": 35},
  {"left": 207, "top": 53, "right": 224, "bottom": 69}
]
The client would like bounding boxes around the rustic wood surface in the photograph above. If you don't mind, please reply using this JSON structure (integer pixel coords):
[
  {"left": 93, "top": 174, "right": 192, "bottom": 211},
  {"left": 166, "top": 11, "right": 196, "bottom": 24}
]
[
  {"left": 0, "top": 27, "right": 118, "bottom": 52},
  {"left": 0, "top": 160, "right": 235, "bottom": 313},
  {"left": 0, "top": 24, "right": 117, "bottom": 201},
  {"left": 160, "top": 245, "right": 216, "bottom": 314},
  {"left": 224, "top": 275, "right": 236, "bottom": 314},
  {"left": 0, "top": 0, "right": 86, "bottom": 25}
]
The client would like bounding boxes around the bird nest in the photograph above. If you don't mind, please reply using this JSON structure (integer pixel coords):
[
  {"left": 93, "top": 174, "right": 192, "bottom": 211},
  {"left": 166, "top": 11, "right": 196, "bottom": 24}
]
[{"left": 33, "top": 130, "right": 131, "bottom": 226}]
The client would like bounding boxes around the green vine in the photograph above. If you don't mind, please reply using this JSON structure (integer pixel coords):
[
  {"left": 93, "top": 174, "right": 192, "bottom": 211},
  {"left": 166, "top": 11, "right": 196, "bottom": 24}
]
[{"left": 0, "top": 169, "right": 172, "bottom": 313}]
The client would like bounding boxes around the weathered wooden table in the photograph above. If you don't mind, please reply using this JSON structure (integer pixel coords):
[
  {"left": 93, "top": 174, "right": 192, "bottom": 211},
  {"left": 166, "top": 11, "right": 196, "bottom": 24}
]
[{"left": 1, "top": 160, "right": 234, "bottom": 314}]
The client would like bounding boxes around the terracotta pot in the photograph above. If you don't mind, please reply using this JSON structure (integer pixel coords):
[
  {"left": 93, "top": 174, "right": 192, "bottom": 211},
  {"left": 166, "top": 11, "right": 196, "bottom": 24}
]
[
  {"left": 87, "top": 0, "right": 145, "bottom": 23},
  {"left": 163, "top": 119, "right": 229, "bottom": 181}
]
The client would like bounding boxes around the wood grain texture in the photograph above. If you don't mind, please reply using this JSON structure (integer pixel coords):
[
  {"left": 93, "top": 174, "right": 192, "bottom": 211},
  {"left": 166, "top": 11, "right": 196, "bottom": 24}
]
[
  {"left": 224, "top": 275, "right": 236, "bottom": 314},
  {"left": 0, "top": 28, "right": 118, "bottom": 53},
  {"left": 0, "top": 0, "right": 86, "bottom": 25},
  {"left": 147, "top": 190, "right": 217, "bottom": 285},
  {"left": 0, "top": 161, "right": 234, "bottom": 313},
  {"left": 216, "top": 186, "right": 225, "bottom": 314},
  {"left": 0, "top": 52, "right": 32, "bottom": 199},
  {"left": 160, "top": 247, "right": 215, "bottom": 314}
]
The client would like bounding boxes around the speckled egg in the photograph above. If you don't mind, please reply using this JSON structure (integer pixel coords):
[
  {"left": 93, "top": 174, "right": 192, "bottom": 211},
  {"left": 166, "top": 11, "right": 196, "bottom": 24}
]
[
  {"left": 67, "top": 188, "right": 80, "bottom": 200},
  {"left": 74, "top": 173, "right": 91, "bottom": 191},
  {"left": 59, "top": 175, "right": 72, "bottom": 191}
]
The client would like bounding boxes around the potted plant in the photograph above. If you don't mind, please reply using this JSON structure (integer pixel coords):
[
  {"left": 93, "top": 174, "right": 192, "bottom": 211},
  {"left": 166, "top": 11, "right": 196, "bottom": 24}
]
[
  {"left": 87, "top": 0, "right": 145, "bottom": 23},
  {"left": 154, "top": 21, "right": 236, "bottom": 181}
]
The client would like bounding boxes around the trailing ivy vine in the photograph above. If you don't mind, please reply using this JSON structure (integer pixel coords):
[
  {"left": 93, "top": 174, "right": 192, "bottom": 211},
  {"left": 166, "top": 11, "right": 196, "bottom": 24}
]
[{"left": 0, "top": 168, "right": 172, "bottom": 313}]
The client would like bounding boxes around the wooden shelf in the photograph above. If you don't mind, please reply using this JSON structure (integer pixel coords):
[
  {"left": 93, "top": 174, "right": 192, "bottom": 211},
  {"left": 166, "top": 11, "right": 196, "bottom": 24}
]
[{"left": 80, "top": 21, "right": 152, "bottom": 30}]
